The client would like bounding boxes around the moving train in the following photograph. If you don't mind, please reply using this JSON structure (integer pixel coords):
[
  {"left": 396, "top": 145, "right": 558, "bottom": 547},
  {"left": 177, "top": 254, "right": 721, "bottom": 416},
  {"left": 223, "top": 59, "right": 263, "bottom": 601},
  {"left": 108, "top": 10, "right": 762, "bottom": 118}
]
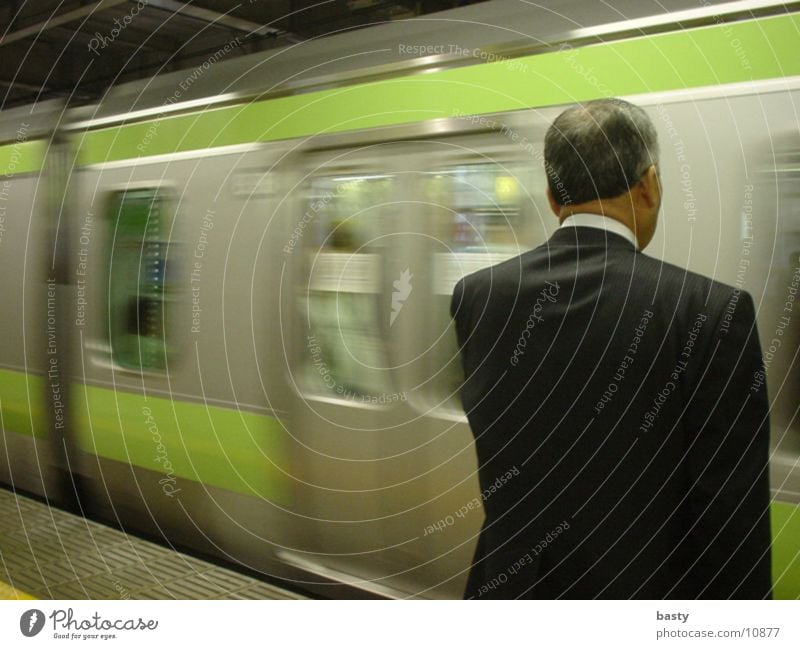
[{"left": 1, "top": 0, "right": 799, "bottom": 598}]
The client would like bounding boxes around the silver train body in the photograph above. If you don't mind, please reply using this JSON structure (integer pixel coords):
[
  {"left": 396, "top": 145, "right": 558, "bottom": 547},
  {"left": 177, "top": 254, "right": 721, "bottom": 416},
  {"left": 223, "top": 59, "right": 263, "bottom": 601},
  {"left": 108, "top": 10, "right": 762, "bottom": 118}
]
[{"left": 0, "top": 0, "right": 798, "bottom": 598}]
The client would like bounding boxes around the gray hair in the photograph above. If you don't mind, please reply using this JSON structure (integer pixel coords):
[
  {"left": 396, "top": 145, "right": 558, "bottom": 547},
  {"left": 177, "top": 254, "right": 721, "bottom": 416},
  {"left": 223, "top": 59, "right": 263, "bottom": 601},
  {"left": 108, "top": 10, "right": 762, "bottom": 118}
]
[{"left": 543, "top": 98, "right": 659, "bottom": 206}]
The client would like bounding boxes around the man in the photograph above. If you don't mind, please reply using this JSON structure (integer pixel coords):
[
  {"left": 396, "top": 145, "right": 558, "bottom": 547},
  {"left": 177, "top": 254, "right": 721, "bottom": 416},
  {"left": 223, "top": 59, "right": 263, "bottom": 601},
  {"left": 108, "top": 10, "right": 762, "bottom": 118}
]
[{"left": 450, "top": 98, "right": 772, "bottom": 599}]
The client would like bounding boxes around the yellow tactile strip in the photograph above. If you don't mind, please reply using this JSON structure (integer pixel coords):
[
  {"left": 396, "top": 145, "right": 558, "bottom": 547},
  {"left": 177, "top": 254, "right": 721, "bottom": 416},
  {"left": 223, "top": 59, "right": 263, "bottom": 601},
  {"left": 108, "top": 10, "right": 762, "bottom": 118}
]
[
  {"left": 0, "top": 579, "right": 34, "bottom": 599},
  {"left": 0, "top": 488, "right": 303, "bottom": 600}
]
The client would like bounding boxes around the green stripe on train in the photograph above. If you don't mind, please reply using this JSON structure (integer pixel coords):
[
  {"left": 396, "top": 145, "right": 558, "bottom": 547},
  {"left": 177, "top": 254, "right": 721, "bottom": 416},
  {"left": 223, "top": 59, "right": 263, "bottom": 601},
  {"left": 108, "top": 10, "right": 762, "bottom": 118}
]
[
  {"left": 76, "top": 13, "right": 799, "bottom": 165},
  {"left": 0, "top": 368, "right": 288, "bottom": 502},
  {"left": 0, "top": 369, "right": 47, "bottom": 437},
  {"left": 72, "top": 383, "right": 290, "bottom": 504},
  {"left": 771, "top": 502, "right": 800, "bottom": 600},
  {"left": 0, "top": 139, "right": 43, "bottom": 177}
]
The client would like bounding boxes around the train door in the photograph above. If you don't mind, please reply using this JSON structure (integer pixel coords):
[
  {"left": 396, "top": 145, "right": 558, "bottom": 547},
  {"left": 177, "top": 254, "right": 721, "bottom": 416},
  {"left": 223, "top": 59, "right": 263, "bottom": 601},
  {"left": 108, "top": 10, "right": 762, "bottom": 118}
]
[
  {"left": 281, "top": 132, "right": 553, "bottom": 597},
  {"left": 280, "top": 146, "right": 420, "bottom": 596}
]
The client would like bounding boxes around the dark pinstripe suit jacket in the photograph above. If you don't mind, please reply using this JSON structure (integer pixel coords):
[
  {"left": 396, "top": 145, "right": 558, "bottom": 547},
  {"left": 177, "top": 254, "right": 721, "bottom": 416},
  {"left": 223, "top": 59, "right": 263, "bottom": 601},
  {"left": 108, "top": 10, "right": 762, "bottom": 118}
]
[{"left": 450, "top": 226, "right": 772, "bottom": 599}]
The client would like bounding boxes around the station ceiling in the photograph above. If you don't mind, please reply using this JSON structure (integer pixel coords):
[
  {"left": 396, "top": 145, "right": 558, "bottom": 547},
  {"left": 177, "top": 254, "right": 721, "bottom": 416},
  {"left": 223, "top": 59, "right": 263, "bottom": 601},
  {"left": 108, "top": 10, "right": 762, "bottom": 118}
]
[{"left": 0, "top": 0, "right": 486, "bottom": 110}]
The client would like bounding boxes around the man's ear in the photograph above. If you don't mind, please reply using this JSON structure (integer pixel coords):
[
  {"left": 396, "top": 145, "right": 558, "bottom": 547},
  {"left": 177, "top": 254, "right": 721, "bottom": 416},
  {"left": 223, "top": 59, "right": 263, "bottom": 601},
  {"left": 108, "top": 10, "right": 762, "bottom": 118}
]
[
  {"left": 638, "top": 165, "right": 660, "bottom": 208},
  {"left": 546, "top": 186, "right": 562, "bottom": 218}
]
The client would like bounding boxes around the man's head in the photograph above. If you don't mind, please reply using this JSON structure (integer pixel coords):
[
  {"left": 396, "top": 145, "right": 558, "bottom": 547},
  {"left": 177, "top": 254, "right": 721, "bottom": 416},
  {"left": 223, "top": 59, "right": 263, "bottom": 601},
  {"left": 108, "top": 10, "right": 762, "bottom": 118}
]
[{"left": 543, "top": 98, "right": 661, "bottom": 249}]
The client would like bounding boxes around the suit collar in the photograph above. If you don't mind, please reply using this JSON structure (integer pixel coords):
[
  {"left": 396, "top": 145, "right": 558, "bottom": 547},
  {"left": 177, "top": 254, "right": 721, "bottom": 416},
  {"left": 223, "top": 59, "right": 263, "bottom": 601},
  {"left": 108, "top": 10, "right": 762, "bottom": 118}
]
[
  {"left": 548, "top": 225, "right": 639, "bottom": 251},
  {"left": 560, "top": 213, "right": 638, "bottom": 249}
]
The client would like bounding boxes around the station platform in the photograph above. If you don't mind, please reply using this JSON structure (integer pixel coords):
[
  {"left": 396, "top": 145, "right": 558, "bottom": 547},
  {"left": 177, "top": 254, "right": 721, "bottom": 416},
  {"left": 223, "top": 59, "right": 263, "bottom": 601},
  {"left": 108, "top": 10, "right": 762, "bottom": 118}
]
[{"left": 0, "top": 488, "right": 304, "bottom": 600}]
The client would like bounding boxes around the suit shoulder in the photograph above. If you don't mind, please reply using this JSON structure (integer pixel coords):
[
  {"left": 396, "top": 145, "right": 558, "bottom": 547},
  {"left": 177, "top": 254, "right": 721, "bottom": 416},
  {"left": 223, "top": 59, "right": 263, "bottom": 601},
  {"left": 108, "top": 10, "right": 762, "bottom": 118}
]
[
  {"left": 637, "top": 254, "right": 753, "bottom": 331},
  {"left": 459, "top": 250, "right": 534, "bottom": 292},
  {"left": 638, "top": 254, "right": 741, "bottom": 300}
]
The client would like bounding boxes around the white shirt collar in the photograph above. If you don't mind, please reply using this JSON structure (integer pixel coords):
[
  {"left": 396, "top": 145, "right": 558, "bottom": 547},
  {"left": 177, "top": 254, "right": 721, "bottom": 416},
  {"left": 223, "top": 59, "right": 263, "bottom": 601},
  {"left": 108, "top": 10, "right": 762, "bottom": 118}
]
[{"left": 559, "top": 213, "right": 639, "bottom": 250}]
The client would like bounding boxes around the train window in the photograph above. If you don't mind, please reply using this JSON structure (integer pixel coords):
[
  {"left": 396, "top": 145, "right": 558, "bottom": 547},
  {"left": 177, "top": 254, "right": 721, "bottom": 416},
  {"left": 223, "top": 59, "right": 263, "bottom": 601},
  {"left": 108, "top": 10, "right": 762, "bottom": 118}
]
[
  {"left": 106, "top": 188, "right": 174, "bottom": 371},
  {"left": 299, "top": 174, "right": 396, "bottom": 401},
  {"left": 420, "top": 162, "right": 530, "bottom": 412}
]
